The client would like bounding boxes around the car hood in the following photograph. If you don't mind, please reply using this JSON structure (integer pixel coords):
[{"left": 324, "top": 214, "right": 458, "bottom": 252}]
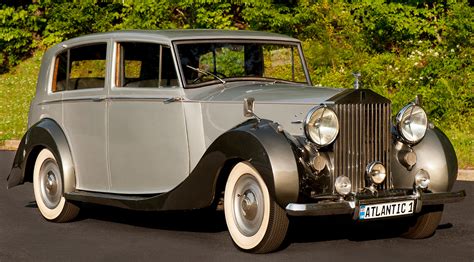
[{"left": 186, "top": 82, "right": 345, "bottom": 104}]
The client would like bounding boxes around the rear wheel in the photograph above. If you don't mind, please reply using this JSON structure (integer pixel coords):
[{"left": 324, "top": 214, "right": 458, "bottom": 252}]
[
  {"left": 33, "top": 148, "right": 79, "bottom": 222},
  {"left": 224, "top": 162, "right": 288, "bottom": 253},
  {"left": 402, "top": 205, "right": 444, "bottom": 239}
]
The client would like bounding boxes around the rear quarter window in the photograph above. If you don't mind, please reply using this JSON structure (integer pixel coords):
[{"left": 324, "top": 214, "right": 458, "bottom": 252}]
[{"left": 52, "top": 43, "right": 107, "bottom": 92}]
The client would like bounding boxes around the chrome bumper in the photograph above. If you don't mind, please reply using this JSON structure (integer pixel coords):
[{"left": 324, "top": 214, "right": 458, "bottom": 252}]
[{"left": 286, "top": 190, "right": 466, "bottom": 217}]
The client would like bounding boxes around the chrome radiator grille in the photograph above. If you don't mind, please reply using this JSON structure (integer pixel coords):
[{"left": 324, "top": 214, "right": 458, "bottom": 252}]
[{"left": 333, "top": 103, "right": 392, "bottom": 191}]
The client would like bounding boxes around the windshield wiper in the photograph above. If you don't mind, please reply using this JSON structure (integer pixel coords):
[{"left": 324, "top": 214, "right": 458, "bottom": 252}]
[{"left": 186, "top": 65, "right": 226, "bottom": 84}]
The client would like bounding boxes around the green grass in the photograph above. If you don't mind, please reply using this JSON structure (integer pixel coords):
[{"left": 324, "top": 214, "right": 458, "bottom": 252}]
[
  {"left": 0, "top": 51, "right": 42, "bottom": 141},
  {"left": 0, "top": 51, "right": 472, "bottom": 168},
  {"left": 444, "top": 128, "right": 474, "bottom": 169}
]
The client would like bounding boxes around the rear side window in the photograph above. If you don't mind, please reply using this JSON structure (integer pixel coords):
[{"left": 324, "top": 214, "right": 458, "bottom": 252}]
[
  {"left": 115, "top": 42, "right": 178, "bottom": 88},
  {"left": 52, "top": 43, "right": 107, "bottom": 92}
]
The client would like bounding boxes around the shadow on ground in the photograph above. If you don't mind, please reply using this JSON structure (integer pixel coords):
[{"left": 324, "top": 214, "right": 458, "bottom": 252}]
[
  {"left": 64, "top": 202, "right": 451, "bottom": 245},
  {"left": 78, "top": 203, "right": 228, "bottom": 233}
]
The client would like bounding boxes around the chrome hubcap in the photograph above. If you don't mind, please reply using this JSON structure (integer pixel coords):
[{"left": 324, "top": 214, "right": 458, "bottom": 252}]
[
  {"left": 39, "top": 159, "right": 62, "bottom": 209},
  {"left": 233, "top": 174, "right": 264, "bottom": 236},
  {"left": 46, "top": 171, "right": 57, "bottom": 191},
  {"left": 240, "top": 190, "right": 258, "bottom": 220}
]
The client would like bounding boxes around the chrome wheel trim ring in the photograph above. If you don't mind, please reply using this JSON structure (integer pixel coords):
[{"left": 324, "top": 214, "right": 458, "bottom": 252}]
[
  {"left": 38, "top": 158, "right": 62, "bottom": 209},
  {"left": 232, "top": 174, "right": 264, "bottom": 236}
]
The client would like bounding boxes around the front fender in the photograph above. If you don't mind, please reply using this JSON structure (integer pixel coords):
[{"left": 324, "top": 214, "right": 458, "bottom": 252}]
[
  {"left": 7, "top": 118, "right": 76, "bottom": 194},
  {"left": 228, "top": 119, "right": 300, "bottom": 207},
  {"left": 392, "top": 126, "right": 458, "bottom": 192},
  {"left": 156, "top": 119, "right": 300, "bottom": 210}
]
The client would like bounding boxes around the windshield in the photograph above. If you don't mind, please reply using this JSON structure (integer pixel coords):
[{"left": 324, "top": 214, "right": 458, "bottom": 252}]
[{"left": 176, "top": 41, "right": 308, "bottom": 87}]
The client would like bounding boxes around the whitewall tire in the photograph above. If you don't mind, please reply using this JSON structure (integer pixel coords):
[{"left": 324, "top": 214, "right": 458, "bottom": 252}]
[
  {"left": 224, "top": 162, "right": 289, "bottom": 253},
  {"left": 33, "top": 148, "right": 79, "bottom": 222}
]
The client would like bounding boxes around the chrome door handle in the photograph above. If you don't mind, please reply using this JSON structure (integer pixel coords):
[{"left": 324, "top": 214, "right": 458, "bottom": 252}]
[
  {"left": 164, "top": 97, "right": 184, "bottom": 104},
  {"left": 92, "top": 97, "right": 105, "bottom": 102}
]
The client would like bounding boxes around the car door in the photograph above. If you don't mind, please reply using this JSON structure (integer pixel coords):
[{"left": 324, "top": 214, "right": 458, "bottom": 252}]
[
  {"left": 60, "top": 42, "right": 110, "bottom": 192},
  {"left": 107, "top": 41, "right": 189, "bottom": 194}
]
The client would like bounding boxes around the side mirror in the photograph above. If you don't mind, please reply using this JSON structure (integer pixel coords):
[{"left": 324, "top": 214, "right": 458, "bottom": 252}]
[{"left": 243, "top": 97, "right": 255, "bottom": 118}]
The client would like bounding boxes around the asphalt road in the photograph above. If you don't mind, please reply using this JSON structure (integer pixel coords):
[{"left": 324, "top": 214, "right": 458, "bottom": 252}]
[{"left": 0, "top": 150, "right": 472, "bottom": 262}]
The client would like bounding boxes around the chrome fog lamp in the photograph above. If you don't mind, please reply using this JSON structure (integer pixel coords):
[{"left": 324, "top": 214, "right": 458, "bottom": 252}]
[
  {"left": 335, "top": 176, "right": 352, "bottom": 195},
  {"left": 366, "top": 161, "right": 386, "bottom": 184},
  {"left": 415, "top": 169, "right": 431, "bottom": 189},
  {"left": 396, "top": 103, "right": 428, "bottom": 144},
  {"left": 304, "top": 106, "right": 339, "bottom": 147}
]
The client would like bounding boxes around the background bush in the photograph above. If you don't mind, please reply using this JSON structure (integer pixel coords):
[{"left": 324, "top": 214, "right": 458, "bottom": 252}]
[{"left": 0, "top": 0, "right": 472, "bottom": 167}]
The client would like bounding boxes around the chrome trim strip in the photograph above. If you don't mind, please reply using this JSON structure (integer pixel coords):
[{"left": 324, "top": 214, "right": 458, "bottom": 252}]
[
  {"left": 39, "top": 96, "right": 176, "bottom": 105},
  {"left": 107, "top": 96, "right": 170, "bottom": 101},
  {"left": 38, "top": 97, "right": 106, "bottom": 105},
  {"left": 286, "top": 202, "right": 354, "bottom": 216},
  {"left": 38, "top": 100, "right": 62, "bottom": 105}
]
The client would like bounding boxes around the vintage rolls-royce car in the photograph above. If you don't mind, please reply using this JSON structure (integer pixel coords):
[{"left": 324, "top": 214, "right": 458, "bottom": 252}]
[{"left": 8, "top": 30, "right": 465, "bottom": 253}]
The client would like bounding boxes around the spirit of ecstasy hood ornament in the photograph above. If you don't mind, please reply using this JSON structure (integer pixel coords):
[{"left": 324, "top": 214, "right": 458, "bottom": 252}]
[{"left": 352, "top": 72, "right": 361, "bottom": 89}]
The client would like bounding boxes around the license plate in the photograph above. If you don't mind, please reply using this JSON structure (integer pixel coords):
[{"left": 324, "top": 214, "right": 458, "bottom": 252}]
[{"left": 359, "top": 200, "right": 415, "bottom": 220}]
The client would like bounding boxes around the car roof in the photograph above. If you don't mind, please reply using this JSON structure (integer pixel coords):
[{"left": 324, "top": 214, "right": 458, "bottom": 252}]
[{"left": 56, "top": 29, "right": 300, "bottom": 46}]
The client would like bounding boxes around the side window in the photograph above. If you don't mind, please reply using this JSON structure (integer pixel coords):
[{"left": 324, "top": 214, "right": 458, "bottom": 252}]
[
  {"left": 52, "top": 43, "right": 107, "bottom": 92},
  {"left": 116, "top": 42, "right": 178, "bottom": 88},
  {"left": 262, "top": 45, "right": 306, "bottom": 82},
  {"left": 53, "top": 52, "right": 68, "bottom": 92}
]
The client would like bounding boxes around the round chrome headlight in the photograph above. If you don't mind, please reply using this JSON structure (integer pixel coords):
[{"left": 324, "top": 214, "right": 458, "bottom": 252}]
[
  {"left": 335, "top": 176, "right": 352, "bottom": 195},
  {"left": 396, "top": 103, "right": 428, "bottom": 144},
  {"left": 415, "top": 169, "right": 430, "bottom": 189},
  {"left": 304, "top": 106, "right": 339, "bottom": 146},
  {"left": 366, "top": 161, "right": 386, "bottom": 185}
]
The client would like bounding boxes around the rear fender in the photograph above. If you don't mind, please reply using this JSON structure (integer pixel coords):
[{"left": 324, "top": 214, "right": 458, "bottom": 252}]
[{"left": 7, "top": 118, "right": 76, "bottom": 194}]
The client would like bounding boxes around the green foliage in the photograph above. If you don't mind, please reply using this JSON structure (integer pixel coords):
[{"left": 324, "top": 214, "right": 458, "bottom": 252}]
[
  {"left": 0, "top": 0, "right": 472, "bottom": 166},
  {"left": 241, "top": 1, "right": 297, "bottom": 34},
  {"left": 42, "top": 1, "right": 122, "bottom": 46},
  {"left": 352, "top": 1, "right": 438, "bottom": 52},
  {"left": 0, "top": 4, "right": 45, "bottom": 73},
  {"left": 117, "top": 0, "right": 175, "bottom": 30},
  {"left": 175, "top": 1, "right": 238, "bottom": 29},
  {"left": 0, "top": 51, "right": 41, "bottom": 140}
]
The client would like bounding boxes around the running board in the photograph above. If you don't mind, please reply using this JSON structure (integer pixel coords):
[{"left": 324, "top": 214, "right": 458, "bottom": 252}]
[{"left": 65, "top": 190, "right": 164, "bottom": 211}]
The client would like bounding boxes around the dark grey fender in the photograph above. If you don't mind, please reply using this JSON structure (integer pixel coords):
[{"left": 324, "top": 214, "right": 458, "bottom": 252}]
[
  {"left": 66, "top": 119, "right": 300, "bottom": 211},
  {"left": 7, "top": 118, "right": 76, "bottom": 194},
  {"left": 149, "top": 118, "right": 299, "bottom": 210},
  {"left": 391, "top": 126, "right": 458, "bottom": 192}
]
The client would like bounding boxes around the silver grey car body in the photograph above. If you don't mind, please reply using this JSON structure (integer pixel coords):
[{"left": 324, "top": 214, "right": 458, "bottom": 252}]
[{"left": 7, "top": 30, "right": 465, "bottom": 253}]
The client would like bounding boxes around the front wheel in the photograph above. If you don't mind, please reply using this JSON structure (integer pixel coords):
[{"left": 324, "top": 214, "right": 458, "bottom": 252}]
[
  {"left": 224, "top": 162, "right": 288, "bottom": 253},
  {"left": 33, "top": 148, "right": 79, "bottom": 222},
  {"left": 402, "top": 205, "right": 444, "bottom": 239}
]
